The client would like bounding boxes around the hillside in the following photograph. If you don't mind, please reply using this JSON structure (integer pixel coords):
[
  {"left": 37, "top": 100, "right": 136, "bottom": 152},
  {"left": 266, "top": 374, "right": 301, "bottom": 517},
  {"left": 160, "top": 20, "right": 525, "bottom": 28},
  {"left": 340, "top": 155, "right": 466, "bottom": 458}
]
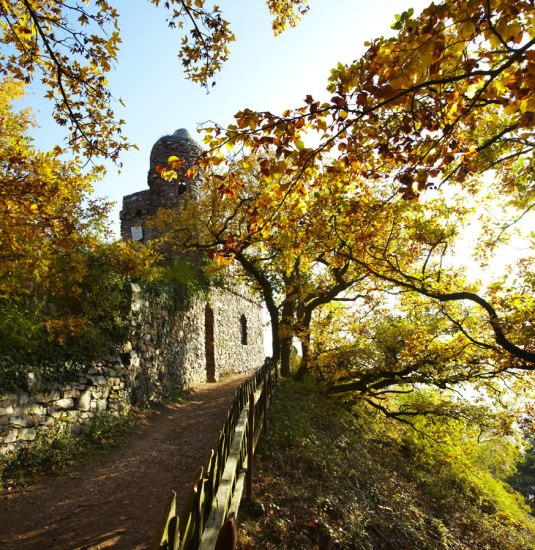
[{"left": 238, "top": 380, "right": 535, "bottom": 549}]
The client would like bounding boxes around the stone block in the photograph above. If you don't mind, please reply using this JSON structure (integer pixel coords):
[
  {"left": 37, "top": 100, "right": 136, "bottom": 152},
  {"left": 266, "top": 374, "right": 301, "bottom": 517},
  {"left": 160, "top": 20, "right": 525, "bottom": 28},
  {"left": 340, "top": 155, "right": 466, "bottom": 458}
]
[
  {"left": 35, "top": 390, "right": 61, "bottom": 403},
  {"left": 54, "top": 398, "right": 74, "bottom": 410},
  {"left": 88, "top": 375, "right": 107, "bottom": 386},
  {"left": 0, "top": 443, "right": 16, "bottom": 456},
  {"left": 0, "top": 406, "right": 14, "bottom": 416},
  {"left": 23, "top": 404, "right": 46, "bottom": 416},
  {"left": 63, "top": 389, "right": 80, "bottom": 399},
  {"left": 18, "top": 428, "right": 37, "bottom": 441},
  {"left": 38, "top": 417, "right": 55, "bottom": 427},
  {"left": 9, "top": 416, "right": 27, "bottom": 427},
  {"left": 78, "top": 390, "right": 92, "bottom": 411},
  {"left": 3, "top": 430, "right": 18, "bottom": 444},
  {"left": 96, "top": 399, "right": 107, "bottom": 411},
  {"left": 130, "top": 353, "right": 140, "bottom": 369}
]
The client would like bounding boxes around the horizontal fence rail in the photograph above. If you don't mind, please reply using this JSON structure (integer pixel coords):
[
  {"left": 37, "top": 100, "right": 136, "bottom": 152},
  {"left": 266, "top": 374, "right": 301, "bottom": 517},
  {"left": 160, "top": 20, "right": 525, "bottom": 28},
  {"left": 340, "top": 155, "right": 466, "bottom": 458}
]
[{"left": 152, "top": 357, "right": 279, "bottom": 550}]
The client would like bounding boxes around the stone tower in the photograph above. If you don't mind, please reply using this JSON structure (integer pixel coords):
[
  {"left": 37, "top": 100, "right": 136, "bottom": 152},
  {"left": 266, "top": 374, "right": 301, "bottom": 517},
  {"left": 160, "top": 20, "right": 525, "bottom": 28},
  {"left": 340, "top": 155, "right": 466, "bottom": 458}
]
[
  {"left": 118, "top": 128, "right": 266, "bottom": 389},
  {"left": 120, "top": 128, "right": 203, "bottom": 242}
]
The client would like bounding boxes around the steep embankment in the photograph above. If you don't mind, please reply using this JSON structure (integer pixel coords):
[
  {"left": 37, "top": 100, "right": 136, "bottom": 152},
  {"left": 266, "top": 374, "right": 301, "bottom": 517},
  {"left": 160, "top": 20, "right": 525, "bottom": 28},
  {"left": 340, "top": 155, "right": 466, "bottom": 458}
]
[{"left": 238, "top": 380, "right": 535, "bottom": 549}]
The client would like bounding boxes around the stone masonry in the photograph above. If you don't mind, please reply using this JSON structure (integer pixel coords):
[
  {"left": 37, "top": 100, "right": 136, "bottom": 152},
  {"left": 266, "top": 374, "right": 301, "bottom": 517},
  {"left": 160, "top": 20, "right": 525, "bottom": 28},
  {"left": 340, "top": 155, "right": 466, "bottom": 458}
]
[
  {"left": 120, "top": 128, "right": 203, "bottom": 242},
  {"left": 1, "top": 128, "right": 266, "bottom": 461},
  {"left": 0, "top": 282, "right": 264, "bottom": 460}
]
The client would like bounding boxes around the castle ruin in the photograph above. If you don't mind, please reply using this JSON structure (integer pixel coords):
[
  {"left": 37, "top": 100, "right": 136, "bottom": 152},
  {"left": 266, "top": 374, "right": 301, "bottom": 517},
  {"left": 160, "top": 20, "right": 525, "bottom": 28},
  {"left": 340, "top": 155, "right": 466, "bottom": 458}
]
[{"left": 119, "top": 128, "right": 265, "bottom": 386}]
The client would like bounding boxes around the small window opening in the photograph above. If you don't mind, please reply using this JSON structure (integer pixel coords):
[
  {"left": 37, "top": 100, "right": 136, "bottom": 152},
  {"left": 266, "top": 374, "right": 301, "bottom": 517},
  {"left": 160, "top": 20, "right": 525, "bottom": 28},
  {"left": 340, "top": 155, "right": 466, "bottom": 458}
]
[
  {"left": 131, "top": 224, "right": 143, "bottom": 242},
  {"left": 177, "top": 180, "right": 187, "bottom": 195},
  {"left": 205, "top": 305, "right": 216, "bottom": 382},
  {"left": 240, "top": 315, "right": 248, "bottom": 345},
  {"left": 135, "top": 208, "right": 143, "bottom": 217}
]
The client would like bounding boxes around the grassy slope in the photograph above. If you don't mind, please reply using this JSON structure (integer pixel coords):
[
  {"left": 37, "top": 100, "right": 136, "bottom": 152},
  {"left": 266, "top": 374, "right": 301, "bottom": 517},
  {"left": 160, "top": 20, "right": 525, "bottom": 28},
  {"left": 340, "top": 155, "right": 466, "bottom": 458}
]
[{"left": 237, "top": 380, "right": 535, "bottom": 549}]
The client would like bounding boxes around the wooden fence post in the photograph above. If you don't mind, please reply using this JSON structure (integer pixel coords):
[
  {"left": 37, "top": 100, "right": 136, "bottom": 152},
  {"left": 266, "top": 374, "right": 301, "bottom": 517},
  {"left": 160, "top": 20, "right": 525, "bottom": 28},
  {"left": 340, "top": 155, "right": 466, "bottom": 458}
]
[
  {"left": 263, "top": 371, "right": 268, "bottom": 437},
  {"left": 246, "top": 390, "right": 255, "bottom": 500},
  {"left": 268, "top": 368, "right": 273, "bottom": 405},
  {"left": 151, "top": 490, "right": 177, "bottom": 550}
]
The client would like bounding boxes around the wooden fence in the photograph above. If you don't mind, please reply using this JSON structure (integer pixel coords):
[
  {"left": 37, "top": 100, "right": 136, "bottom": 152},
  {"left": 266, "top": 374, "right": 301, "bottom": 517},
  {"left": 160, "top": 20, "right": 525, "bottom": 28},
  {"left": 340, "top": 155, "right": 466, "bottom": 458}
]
[{"left": 152, "top": 357, "right": 279, "bottom": 550}]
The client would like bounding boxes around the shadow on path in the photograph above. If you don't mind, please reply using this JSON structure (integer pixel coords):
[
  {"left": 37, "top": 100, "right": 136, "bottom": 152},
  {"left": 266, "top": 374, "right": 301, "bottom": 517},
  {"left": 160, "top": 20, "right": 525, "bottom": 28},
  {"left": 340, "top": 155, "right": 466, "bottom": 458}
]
[{"left": 0, "top": 373, "right": 247, "bottom": 550}]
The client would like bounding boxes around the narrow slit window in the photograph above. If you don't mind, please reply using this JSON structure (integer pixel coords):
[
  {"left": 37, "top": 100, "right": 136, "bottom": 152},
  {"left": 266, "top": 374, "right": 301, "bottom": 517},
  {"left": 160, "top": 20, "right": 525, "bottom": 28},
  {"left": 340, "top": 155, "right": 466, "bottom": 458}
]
[
  {"left": 177, "top": 180, "right": 187, "bottom": 195},
  {"left": 240, "top": 315, "right": 248, "bottom": 345},
  {"left": 205, "top": 305, "right": 216, "bottom": 382}
]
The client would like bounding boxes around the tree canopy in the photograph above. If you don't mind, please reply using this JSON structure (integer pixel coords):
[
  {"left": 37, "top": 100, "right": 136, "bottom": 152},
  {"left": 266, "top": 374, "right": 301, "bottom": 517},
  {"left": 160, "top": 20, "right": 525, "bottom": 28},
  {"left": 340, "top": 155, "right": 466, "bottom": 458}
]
[
  {"left": 0, "top": 0, "right": 311, "bottom": 162},
  {"left": 202, "top": 1, "right": 533, "bottom": 201},
  {"left": 0, "top": 78, "right": 156, "bottom": 374},
  {"left": 150, "top": 0, "right": 535, "bottom": 432},
  {"left": 2, "top": 0, "right": 534, "bottom": 432}
]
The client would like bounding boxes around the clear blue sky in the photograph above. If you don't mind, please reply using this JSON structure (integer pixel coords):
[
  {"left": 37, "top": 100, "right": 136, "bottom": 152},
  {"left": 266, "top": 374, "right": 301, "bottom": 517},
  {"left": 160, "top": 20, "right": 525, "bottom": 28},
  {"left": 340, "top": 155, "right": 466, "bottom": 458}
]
[{"left": 25, "top": 0, "right": 431, "bottom": 237}]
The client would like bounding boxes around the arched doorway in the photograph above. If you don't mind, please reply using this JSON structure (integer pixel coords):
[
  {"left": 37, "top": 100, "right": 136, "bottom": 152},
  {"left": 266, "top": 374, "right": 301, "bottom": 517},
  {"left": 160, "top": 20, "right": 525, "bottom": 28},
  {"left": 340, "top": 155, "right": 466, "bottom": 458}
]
[{"left": 205, "top": 304, "right": 216, "bottom": 382}]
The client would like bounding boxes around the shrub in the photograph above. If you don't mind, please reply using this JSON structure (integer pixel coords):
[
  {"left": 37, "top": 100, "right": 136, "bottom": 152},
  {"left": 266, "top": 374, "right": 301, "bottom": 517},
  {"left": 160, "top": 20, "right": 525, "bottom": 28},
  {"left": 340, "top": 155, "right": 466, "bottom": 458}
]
[
  {"left": 0, "top": 241, "right": 156, "bottom": 390},
  {"left": 1, "top": 411, "right": 133, "bottom": 487}
]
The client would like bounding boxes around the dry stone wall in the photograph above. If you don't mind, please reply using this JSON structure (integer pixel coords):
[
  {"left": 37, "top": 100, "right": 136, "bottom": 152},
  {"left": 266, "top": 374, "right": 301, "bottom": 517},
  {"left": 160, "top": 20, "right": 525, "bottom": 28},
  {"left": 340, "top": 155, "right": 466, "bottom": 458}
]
[
  {"left": 0, "top": 283, "right": 264, "bottom": 460},
  {"left": 0, "top": 364, "right": 129, "bottom": 454}
]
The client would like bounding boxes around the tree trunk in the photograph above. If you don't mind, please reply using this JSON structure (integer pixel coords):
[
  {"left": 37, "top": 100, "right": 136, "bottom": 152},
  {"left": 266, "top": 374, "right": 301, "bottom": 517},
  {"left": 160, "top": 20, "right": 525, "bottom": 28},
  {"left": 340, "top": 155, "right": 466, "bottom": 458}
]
[
  {"left": 295, "top": 333, "right": 310, "bottom": 380},
  {"left": 233, "top": 250, "right": 282, "bottom": 366},
  {"left": 279, "top": 298, "right": 295, "bottom": 377},
  {"left": 269, "top": 304, "right": 281, "bottom": 365},
  {"left": 295, "top": 309, "right": 312, "bottom": 381}
]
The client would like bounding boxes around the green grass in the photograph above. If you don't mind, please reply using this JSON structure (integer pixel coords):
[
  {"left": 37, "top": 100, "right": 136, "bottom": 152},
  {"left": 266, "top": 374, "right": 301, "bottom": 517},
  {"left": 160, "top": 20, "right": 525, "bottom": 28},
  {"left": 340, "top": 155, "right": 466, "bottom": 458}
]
[{"left": 238, "top": 379, "right": 535, "bottom": 549}]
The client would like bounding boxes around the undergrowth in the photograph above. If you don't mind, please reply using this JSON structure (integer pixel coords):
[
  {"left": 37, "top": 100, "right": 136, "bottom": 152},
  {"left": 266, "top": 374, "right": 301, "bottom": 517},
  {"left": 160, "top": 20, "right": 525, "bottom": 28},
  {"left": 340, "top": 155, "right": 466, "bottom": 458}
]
[
  {"left": 238, "top": 379, "right": 535, "bottom": 549},
  {"left": 0, "top": 258, "right": 203, "bottom": 391},
  {"left": 1, "top": 412, "right": 133, "bottom": 490}
]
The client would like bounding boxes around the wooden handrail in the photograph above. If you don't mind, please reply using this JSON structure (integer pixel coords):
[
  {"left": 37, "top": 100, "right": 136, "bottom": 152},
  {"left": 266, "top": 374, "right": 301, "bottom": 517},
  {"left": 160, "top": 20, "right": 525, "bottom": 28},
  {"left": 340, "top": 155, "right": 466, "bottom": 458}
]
[{"left": 152, "top": 357, "right": 279, "bottom": 550}]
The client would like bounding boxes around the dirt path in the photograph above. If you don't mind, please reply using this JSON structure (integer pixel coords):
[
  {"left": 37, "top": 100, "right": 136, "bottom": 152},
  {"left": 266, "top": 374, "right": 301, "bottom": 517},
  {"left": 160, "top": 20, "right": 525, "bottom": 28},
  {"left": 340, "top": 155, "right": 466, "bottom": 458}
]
[{"left": 0, "top": 373, "right": 247, "bottom": 549}]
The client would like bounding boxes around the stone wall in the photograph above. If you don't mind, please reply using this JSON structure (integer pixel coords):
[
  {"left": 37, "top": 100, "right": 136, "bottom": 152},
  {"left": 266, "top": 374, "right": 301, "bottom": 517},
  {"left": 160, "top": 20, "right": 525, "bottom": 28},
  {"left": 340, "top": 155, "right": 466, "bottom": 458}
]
[
  {"left": 126, "top": 282, "right": 264, "bottom": 400},
  {"left": 0, "top": 283, "right": 264, "bottom": 460},
  {"left": 0, "top": 364, "right": 129, "bottom": 454}
]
